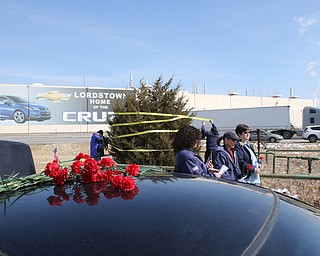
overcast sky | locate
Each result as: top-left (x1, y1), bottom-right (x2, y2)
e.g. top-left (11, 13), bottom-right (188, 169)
top-left (1, 0), bottom-right (320, 101)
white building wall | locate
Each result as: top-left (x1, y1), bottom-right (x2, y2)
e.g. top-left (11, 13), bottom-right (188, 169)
top-left (182, 91), bottom-right (316, 110)
top-left (182, 91), bottom-right (316, 129)
top-left (0, 84), bottom-right (317, 134)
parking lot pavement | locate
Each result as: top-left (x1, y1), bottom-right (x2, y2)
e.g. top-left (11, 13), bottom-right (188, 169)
top-left (0, 133), bottom-right (91, 144)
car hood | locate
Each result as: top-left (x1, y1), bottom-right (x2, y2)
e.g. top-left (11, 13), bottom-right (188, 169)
top-left (18, 102), bottom-right (49, 109)
top-left (0, 173), bottom-right (319, 256)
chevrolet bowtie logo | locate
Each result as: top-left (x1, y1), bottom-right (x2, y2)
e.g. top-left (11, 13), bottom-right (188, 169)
top-left (36, 91), bottom-right (71, 102)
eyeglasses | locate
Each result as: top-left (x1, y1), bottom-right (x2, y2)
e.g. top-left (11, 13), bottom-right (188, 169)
top-left (244, 131), bottom-right (251, 134)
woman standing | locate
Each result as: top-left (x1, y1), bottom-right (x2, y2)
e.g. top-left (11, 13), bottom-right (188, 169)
top-left (90, 130), bottom-right (104, 161)
top-left (201, 119), bottom-right (219, 163)
top-left (213, 132), bottom-right (242, 181)
top-left (235, 124), bottom-right (262, 186)
top-left (173, 125), bottom-right (214, 177)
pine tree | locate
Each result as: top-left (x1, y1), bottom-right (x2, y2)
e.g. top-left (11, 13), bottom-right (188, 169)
top-left (109, 76), bottom-right (192, 166)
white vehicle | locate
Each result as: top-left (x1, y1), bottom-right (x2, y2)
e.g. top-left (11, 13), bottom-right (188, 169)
top-left (302, 125), bottom-right (320, 142)
top-left (192, 106), bottom-right (298, 139)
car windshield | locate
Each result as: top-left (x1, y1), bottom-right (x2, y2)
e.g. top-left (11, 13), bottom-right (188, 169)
top-left (6, 96), bottom-right (32, 104)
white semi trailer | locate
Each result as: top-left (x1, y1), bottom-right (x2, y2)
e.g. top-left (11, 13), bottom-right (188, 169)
top-left (192, 106), bottom-right (302, 139)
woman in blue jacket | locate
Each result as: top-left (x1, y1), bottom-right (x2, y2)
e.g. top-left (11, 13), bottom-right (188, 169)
top-left (235, 124), bottom-right (262, 186)
top-left (90, 130), bottom-right (104, 161)
top-left (173, 125), bottom-right (214, 177)
top-left (213, 131), bottom-right (242, 181)
top-left (201, 119), bottom-right (219, 163)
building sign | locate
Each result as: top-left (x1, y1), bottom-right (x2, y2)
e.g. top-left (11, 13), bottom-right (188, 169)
top-left (0, 85), bottom-right (133, 125)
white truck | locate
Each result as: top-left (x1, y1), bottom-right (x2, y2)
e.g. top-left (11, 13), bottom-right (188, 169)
top-left (191, 106), bottom-right (301, 139)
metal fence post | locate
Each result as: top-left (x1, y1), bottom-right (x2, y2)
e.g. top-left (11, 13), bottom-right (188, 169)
top-left (272, 149), bottom-right (276, 174)
top-left (308, 159), bottom-right (312, 174)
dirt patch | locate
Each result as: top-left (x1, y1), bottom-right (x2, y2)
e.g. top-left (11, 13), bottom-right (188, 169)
top-left (251, 142), bottom-right (320, 208)
top-left (30, 142), bottom-right (90, 172)
top-left (262, 178), bottom-right (320, 208)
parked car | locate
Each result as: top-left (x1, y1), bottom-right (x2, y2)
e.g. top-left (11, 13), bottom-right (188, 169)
top-left (302, 125), bottom-right (320, 142)
top-left (0, 95), bottom-right (51, 123)
top-left (250, 129), bottom-right (284, 143)
top-left (1, 172), bottom-right (320, 255)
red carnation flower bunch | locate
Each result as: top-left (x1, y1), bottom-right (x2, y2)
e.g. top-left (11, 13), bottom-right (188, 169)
top-left (47, 180), bottom-right (140, 207)
top-left (44, 152), bottom-right (140, 193)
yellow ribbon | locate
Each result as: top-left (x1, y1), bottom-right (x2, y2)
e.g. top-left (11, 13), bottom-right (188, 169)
top-left (111, 112), bottom-right (210, 127)
top-left (111, 117), bottom-right (181, 126)
top-left (113, 129), bottom-right (178, 138)
top-left (110, 111), bottom-right (209, 151)
top-left (111, 145), bottom-right (174, 152)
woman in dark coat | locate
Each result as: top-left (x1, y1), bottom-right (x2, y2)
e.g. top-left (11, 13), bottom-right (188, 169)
top-left (173, 125), bottom-right (214, 177)
top-left (213, 131), bottom-right (242, 181)
top-left (90, 130), bottom-right (104, 161)
top-left (235, 124), bottom-right (262, 186)
top-left (201, 119), bottom-right (219, 163)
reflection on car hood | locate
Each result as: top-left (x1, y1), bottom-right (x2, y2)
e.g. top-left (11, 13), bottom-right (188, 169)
top-left (0, 173), bottom-right (319, 256)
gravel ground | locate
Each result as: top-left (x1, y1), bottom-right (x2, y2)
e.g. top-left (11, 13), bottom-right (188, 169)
top-left (29, 140), bottom-right (320, 208)
top-left (256, 141), bottom-right (320, 208)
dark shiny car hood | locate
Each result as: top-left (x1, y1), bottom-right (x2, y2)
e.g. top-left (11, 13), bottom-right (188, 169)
top-left (0, 173), bottom-right (319, 256)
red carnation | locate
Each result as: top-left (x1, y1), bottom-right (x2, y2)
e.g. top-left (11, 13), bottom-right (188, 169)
top-left (83, 158), bottom-right (100, 174)
top-left (121, 176), bottom-right (137, 191)
top-left (82, 170), bottom-right (102, 183)
top-left (44, 159), bottom-right (60, 177)
top-left (71, 160), bottom-right (83, 174)
top-left (75, 152), bottom-right (91, 161)
top-left (99, 157), bottom-right (116, 168)
top-left (110, 175), bottom-right (124, 190)
top-left (45, 152), bottom-right (141, 206)
top-left (101, 170), bottom-right (113, 181)
top-left (247, 164), bottom-right (253, 171)
top-left (259, 155), bottom-right (264, 160)
top-left (126, 164), bottom-right (140, 176)
top-left (52, 167), bottom-right (69, 185)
